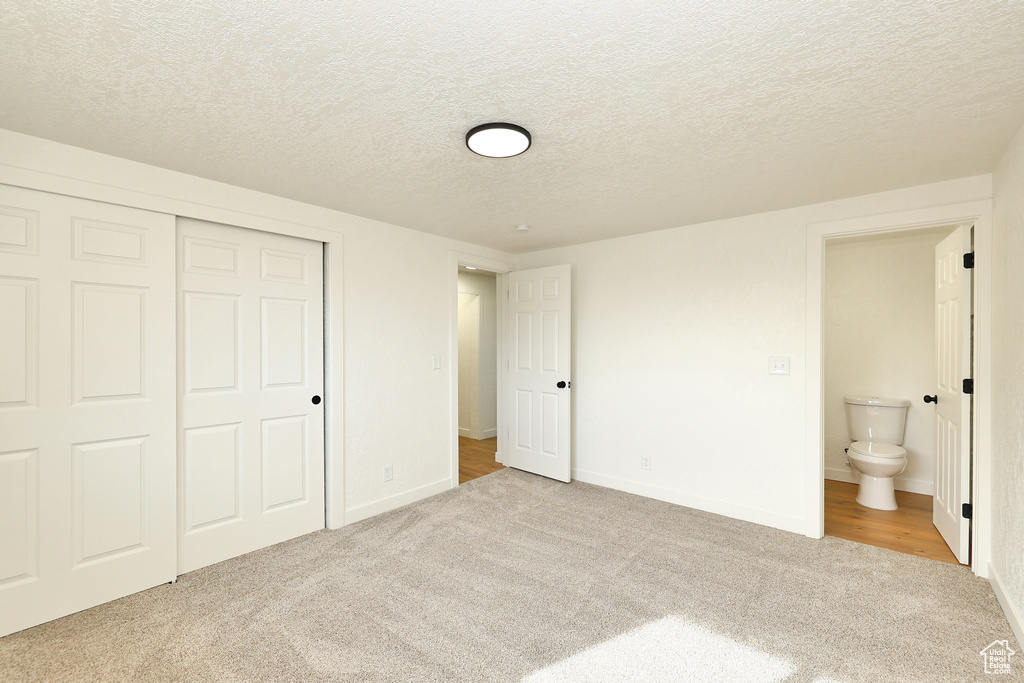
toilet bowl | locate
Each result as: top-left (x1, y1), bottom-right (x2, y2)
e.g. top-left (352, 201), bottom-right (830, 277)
top-left (847, 441), bottom-right (907, 510)
top-left (843, 396), bottom-right (911, 511)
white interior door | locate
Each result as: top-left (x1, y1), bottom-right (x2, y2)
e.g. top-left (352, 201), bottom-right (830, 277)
top-left (932, 223), bottom-right (972, 565)
top-left (0, 184), bottom-right (176, 637)
top-left (177, 219), bottom-right (325, 574)
top-left (507, 265), bottom-right (572, 482)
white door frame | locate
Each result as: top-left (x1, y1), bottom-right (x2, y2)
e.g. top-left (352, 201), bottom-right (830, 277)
top-left (805, 200), bottom-right (992, 577)
top-left (0, 148), bottom-right (347, 533)
top-left (448, 251), bottom-right (516, 486)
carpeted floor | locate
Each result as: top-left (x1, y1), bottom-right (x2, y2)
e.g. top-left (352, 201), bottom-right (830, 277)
top-left (1, 468), bottom-right (1020, 682)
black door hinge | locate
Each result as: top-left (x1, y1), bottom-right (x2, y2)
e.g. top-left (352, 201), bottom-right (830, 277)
top-left (963, 252), bottom-right (975, 269)
top-left (963, 378), bottom-right (974, 394)
top-left (962, 503), bottom-right (973, 519)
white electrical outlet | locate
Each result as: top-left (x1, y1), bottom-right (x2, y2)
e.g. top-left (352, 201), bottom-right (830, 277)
top-left (383, 465), bottom-right (393, 482)
top-left (769, 356), bottom-right (790, 375)
top-left (641, 454), bottom-right (651, 471)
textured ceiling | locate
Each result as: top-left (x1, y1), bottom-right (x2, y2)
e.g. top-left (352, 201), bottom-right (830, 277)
top-left (2, 1), bottom-right (1024, 253)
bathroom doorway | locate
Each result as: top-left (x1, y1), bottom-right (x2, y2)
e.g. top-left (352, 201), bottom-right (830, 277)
top-left (822, 225), bottom-right (965, 564)
top-left (457, 266), bottom-right (505, 483)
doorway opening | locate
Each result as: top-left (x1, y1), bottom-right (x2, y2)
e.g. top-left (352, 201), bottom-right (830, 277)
top-left (449, 255), bottom-right (574, 486)
top-left (822, 224), bottom-right (967, 565)
top-left (457, 266), bottom-right (505, 483)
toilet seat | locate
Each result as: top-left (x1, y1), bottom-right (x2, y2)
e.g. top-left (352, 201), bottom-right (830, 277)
top-left (849, 441), bottom-right (906, 459)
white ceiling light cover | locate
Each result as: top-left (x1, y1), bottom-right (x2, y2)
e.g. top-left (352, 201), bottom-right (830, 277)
top-left (466, 123), bottom-right (532, 158)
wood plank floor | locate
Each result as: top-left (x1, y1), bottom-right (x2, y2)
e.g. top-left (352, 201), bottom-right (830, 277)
top-left (459, 436), bottom-right (504, 484)
top-left (824, 479), bottom-right (958, 564)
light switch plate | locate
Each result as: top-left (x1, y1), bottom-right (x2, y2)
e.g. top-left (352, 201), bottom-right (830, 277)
top-left (432, 354), bottom-right (441, 370)
top-left (769, 356), bottom-right (790, 375)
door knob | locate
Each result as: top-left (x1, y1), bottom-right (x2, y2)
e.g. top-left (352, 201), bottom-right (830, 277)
top-left (923, 395), bottom-right (937, 404)
top-left (556, 381), bottom-right (570, 389)
top-left (312, 395), bottom-right (322, 405)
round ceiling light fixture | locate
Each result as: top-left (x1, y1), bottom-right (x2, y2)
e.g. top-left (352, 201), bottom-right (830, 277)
top-left (466, 122), bottom-right (531, 158)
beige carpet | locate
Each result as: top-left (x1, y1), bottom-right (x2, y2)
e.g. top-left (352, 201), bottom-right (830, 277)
top-left (1, 468), bottom-right (1020, 682)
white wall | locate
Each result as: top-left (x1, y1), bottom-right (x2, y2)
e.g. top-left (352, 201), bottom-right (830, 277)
top-left (991, 119), bottom-right (1024, 644)
top-left (458, 291), bottom-right (480, 434)
top-left (457, 270), bottom-right (497, 439)
top-left (341, 222), bottom-right (491, 518)
top-left (516, 175), bottom-right (991, 534)
top-left (823, 228), bottom-right (951, 494)
top-left (0, 129), bottom-right (514, 528)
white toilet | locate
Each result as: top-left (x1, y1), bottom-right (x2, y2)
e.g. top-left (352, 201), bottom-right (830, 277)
top-left (844, 396), bottom-right (910, 511)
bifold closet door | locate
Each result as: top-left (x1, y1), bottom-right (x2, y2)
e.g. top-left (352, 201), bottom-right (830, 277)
top-left (177, 219), bottom-right (325, 574)
top-left (0, 184), bottom-right (176, 637)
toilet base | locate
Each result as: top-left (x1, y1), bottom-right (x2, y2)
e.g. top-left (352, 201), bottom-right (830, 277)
top-left (856, 474), bottom-right (898, 511)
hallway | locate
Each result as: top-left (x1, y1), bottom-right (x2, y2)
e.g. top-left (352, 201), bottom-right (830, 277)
top-left (459, 436), bottom-right (504, 484)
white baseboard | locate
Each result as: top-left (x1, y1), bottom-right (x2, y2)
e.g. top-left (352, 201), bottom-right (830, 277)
top-left (459, 427), bottom-right (497, 439)
top-left (344, 478), bottom-right (452, 525)
top-left (572, 468), bottom-right (804, 535)
top-left (893, 474), bottom-right (933, 495)
top-left (824, 468), bottom-right (858, 485)
top-left (989, 562), bottom-right (1024, 649)
top-left (824, 467), bottom-right (934, 496)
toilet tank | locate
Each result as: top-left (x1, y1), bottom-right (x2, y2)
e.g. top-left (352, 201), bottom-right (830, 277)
top-left (844, 396), bottom-right (910, 445)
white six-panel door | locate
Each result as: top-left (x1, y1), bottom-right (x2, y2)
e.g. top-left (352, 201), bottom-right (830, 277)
top-left (507, 265), bottom-right (572, 482)
top-left (0, 184), bottom-right (176, 637)
top-left (176, 219), bottom-right (325, 574)
top-left (933, 223), bottom-right (972, 565)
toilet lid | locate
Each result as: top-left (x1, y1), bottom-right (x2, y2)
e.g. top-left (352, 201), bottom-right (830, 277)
top-left (850, 441), bottom-right (906, 458)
